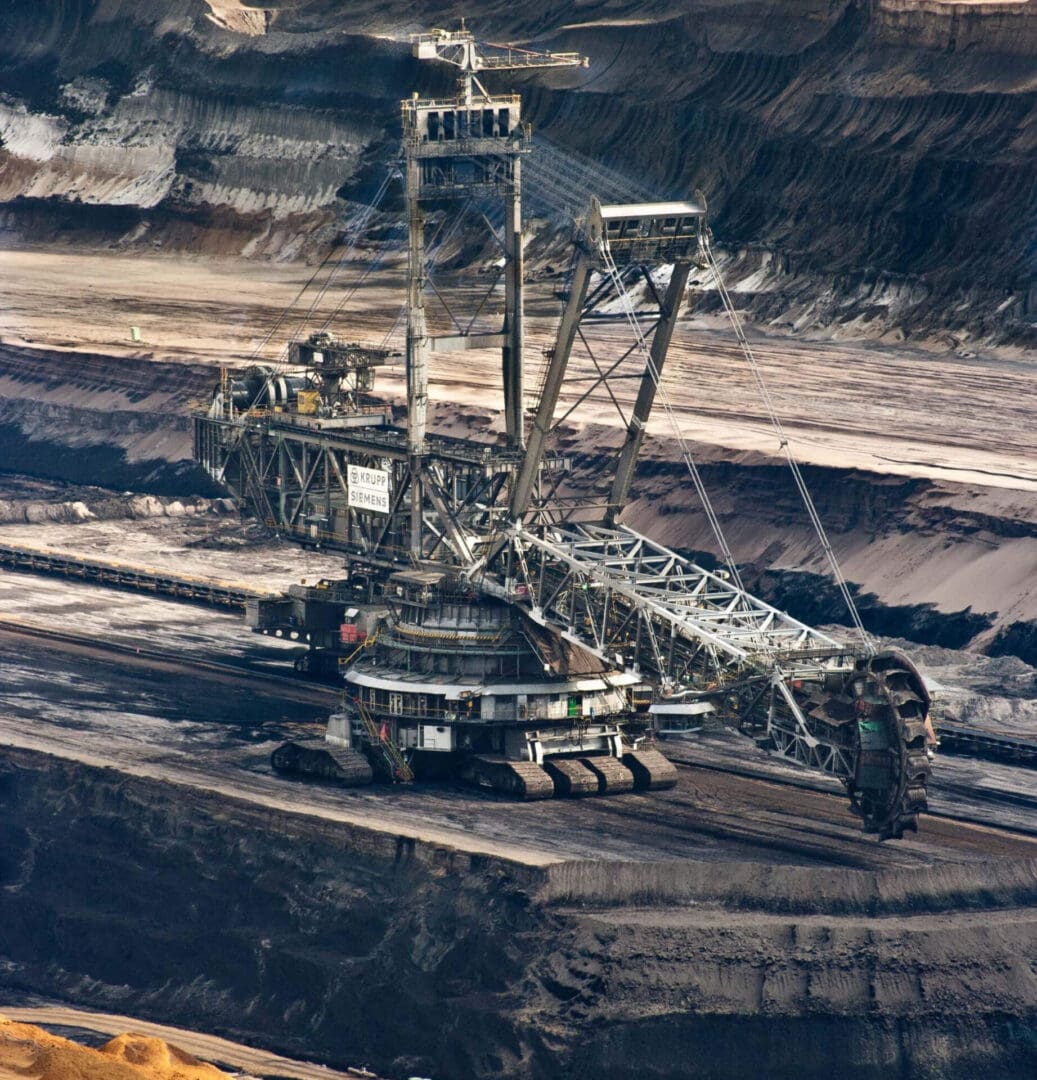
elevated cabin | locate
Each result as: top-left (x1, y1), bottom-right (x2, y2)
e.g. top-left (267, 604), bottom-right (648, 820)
top-left (584, 199), bottom-right (706, 266)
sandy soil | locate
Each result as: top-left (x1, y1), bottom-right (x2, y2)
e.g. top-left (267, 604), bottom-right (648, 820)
top-left (0, 1006), bottom-right (380, 1080)
top-left (0, 1014), bottom-right (229, 1079)
top-left (0, 515), bottom-right (347, 597)
top-left (2, 246), bottom-right (1034, 491)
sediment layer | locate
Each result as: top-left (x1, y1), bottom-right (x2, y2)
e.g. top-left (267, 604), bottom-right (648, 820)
top-left (0, 746), bottom-right (1034, 1079)
top-left (2, 335), bottom-right (1036, 663)
top-left (0, 1), bottom-right (1033, 342)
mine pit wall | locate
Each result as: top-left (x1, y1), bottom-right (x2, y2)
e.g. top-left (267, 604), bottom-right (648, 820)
top-left (607, 448), bottom-right (1037, 665)
top-left (2, 339), bottom-right (1037, 663)
top-left (0, 343), bottom-right (223, 497)
top-left (0, 2), bottom-right (1034, 343)
top-left (0, 748), bottom-right (549, 1080)
top-left (541, 858), bottom-right (1037, 916)
top-left (1, 747), bottom-right (1035, 1079)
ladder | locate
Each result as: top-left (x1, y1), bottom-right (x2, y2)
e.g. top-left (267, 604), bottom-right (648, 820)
top-left (353, 696), bottom-right (415, 782)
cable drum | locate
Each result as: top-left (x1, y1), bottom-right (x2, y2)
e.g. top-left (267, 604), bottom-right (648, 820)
top-left (262, 374), bottom-right (308, 408)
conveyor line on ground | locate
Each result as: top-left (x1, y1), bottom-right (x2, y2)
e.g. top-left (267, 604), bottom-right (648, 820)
top-left (937, 720), bottom-right (1037, 767)
top-left (0, 541), bottom-right (273, 610)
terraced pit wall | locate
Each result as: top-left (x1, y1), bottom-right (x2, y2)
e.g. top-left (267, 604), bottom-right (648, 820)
top-left (1, 747), bottom-right (1036, 1079)
top-left (2, 337), bottom-right (1037, 666)
top-left (0, 1), bottom-right (1033, 343)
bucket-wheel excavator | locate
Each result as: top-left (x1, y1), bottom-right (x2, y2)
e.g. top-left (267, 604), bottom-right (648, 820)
top-left (194, 25), bottom-right (933, 838)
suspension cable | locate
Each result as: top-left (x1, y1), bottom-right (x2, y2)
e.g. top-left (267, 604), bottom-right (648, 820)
top-left (703, 240), bottom-right (873, 651)
top-left (296, 169), bottom-right (397, 344)
top-left (596, 242), bottom-right (745, 591)
top-left (244, 244), bottom-right (342, 366)
top-left (234, 170), bottom-right (397, 416)
top-left (316, 242), bottom-right (391, 336)
top-left (377, 195), bottom-right (476, 352)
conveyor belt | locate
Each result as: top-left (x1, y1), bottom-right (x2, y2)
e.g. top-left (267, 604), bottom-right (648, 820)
top-left (0, 541), bottom-right (274, 610)
top-left (937, 720), bottom-right (1037, 767)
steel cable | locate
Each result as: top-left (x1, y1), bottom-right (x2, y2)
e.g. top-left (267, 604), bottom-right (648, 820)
top-left (596, 243), bottom-right (745, 591)
top-left (703, 241), bottom-right (873, 651)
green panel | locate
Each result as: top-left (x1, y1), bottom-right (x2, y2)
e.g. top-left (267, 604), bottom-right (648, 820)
top-left (858, 719), bottom-right (890, 750)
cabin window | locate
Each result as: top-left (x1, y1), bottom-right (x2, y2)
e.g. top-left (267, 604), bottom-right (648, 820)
top-left (427, 111), bottom-right (440, 140)
top-left (498, 107), bottom-right (510, 136)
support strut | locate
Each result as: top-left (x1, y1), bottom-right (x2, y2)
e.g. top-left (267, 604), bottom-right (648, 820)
top-left (405, 148), bottom-right (430, 556)
top-left (509, 258), bottom-right (592, 519)
top-left (608, 261), bottom-right (692, 521)
top-left (503, 157), bottom-right (525, 448)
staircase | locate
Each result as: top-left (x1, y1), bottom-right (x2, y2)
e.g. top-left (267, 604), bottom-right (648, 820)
top-left (353, 696), bottom-right (415, 782)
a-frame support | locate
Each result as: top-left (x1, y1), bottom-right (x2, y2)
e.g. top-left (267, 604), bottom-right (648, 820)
top-left (607, 261), bottom-right (692, 522)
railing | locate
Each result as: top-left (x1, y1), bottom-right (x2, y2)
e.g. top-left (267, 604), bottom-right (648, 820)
top-left (390, 622), bottom-right (507, 644)
top-left (353, 696), bottom-right (415, 781)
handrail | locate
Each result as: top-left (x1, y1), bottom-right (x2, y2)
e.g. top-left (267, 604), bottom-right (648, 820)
top-left (353, 696), bottom-right (414, 781)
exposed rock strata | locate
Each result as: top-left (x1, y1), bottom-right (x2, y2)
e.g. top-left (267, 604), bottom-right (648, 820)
top-left (0, 748), bottom-right (1034, 1079)
top-left (0, 1), bottom-right (1033, 342)
top-left (1, 338), bottom-right (1035, 662)
top-left (0, 344), bottom-right (220, 495)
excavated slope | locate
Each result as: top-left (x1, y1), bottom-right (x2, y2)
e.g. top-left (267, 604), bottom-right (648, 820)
top-left (0, 1), bottom-right (1034, 343)
top-left (1, 748), bottom-right (1035, 1080)
top-left (4, 328), bottom-right (1036, 665)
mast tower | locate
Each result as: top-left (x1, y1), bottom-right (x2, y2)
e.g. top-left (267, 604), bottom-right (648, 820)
top-left (402, 25), bottom-right (586, 551)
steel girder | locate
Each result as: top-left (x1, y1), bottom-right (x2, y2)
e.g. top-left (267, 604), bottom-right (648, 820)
top-left (492, 520), bottom-right (874, 792)
top-left (504, 521), bottom-right (845, 679)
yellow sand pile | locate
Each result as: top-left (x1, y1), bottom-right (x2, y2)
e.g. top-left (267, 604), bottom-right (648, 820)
top-left (0, 1015), bottom-right (230, 1080)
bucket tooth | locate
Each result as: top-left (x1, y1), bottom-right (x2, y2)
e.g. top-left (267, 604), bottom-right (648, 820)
top-left (622, 748), bottom-right (678, 791)
top-left (903, 785), bottom-right (929, 812)
top-left (544, 758), bottom-right (600, 797)
top-left (461, 755), bottom-right (554, 799)
top-left (579, 756), bottom-right (635, 794)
